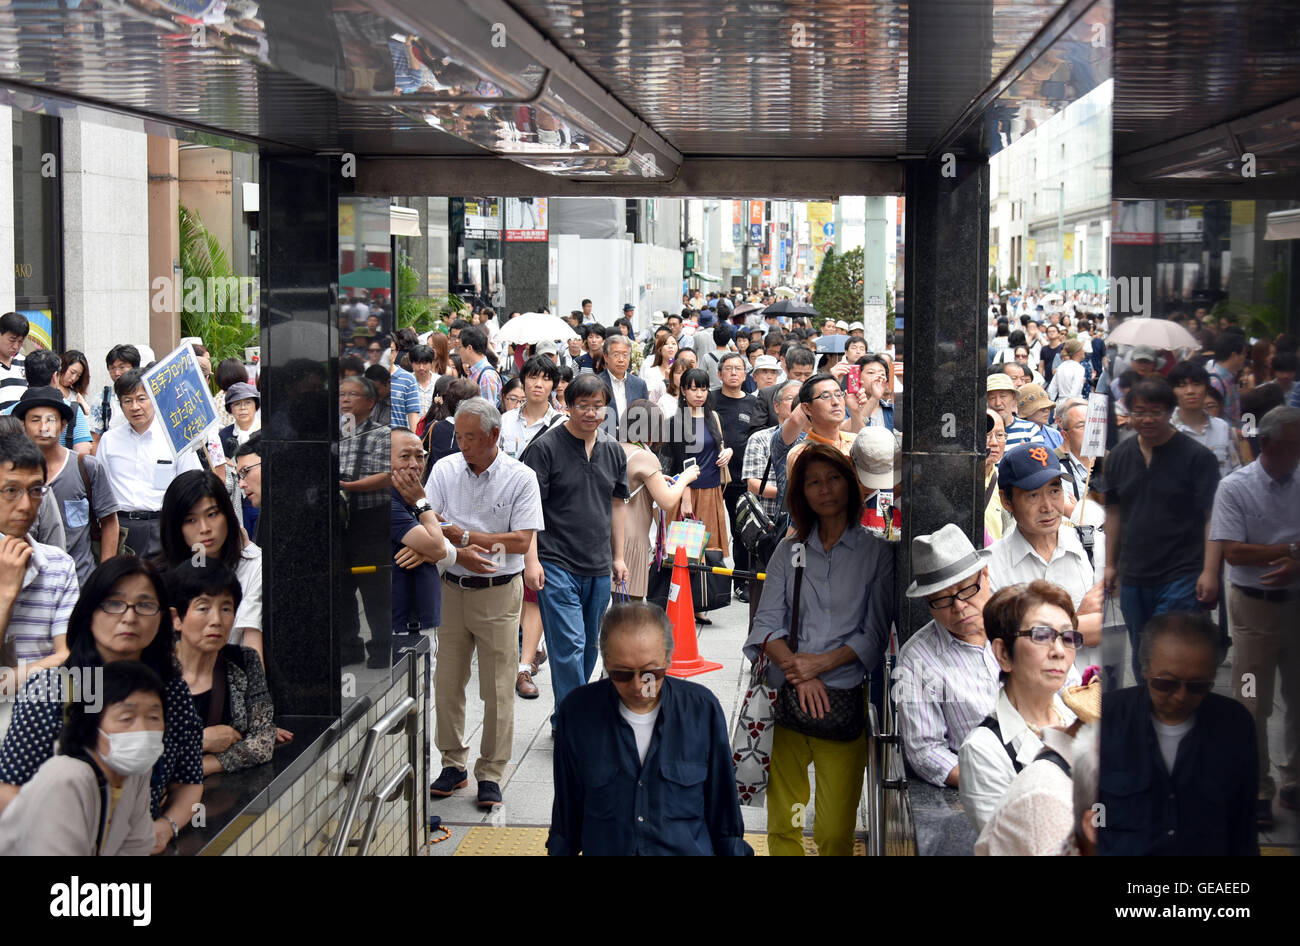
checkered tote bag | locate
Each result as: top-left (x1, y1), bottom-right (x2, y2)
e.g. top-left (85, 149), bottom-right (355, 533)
top-left (731, 637), bottom-right (779, 807)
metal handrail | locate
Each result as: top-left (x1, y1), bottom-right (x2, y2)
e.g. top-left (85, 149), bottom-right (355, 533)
top-left (354, 763), bottom-right (413, 856)
top-left (328, 695), bottom-right (417, 856)
top-left (865, 704), bottom-right (884, 857)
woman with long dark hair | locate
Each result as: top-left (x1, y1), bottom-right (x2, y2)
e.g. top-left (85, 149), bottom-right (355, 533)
top-left (744, 443), bottom-right (895, 856)
top-left (422, 377), bottom-right (480, 479)
top-left (0, 556), bottom-right (203, 854)
top-left (157, 471), bottom-right (264, 658)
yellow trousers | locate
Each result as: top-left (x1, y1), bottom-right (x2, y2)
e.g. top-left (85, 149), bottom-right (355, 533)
top-left (766, 723), bottom-right (868, 856)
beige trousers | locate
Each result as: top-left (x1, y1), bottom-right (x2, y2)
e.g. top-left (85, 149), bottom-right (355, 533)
top-left (1228, 585), bottom-right (1300, 798)
top-left (434, 576), bottom-right (524, 783)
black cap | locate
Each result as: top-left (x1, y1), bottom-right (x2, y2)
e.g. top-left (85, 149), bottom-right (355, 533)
top-left (12, 386), bottom-right (73, 423)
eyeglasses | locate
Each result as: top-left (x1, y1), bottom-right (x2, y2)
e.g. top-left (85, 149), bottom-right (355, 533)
top-left (572, 403), bottom-right (606, 416)
top-left (235, 462), bottom-right (262, 481)
top-left (1147, 676), bottom-right (1214, 695)
top-left (1016, 626), bottom-right (1084, 649)
top-left (927, 576), bottom-right (982, 611)
top-left (987, 432), bottom-right (1008, 442)
top-left (810, 390), bottom-right (847, 403)
top-left (99, 599), bottom-right (161, 617)
top-left (0, 485), bottom-right (50, 502)
top-left (607, 668), bottom-right (667, 683)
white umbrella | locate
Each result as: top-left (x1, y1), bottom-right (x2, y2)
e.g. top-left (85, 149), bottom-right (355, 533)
top-left (773, 286), bottom-right (797, 299)
top-left (1105, 317), bottom-right (1199, 351)
top-left (495, 311), bottom-right (579, 346)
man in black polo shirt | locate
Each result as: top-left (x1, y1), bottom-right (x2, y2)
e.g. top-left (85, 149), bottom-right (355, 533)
top-left (523, 373), bottom-right (630, 731)
top-left (1104, 376), bottom-right (1220, 682)
top-left (712, 352), bottom-right (758, 600)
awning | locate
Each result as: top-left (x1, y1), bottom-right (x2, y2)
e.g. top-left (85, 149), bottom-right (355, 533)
top-left (689, 271), bottom-right (722, 283)
top-left (390, 205), bottom-right (422, 237)
top-left (1264, 208), bottom-right (1300, 241)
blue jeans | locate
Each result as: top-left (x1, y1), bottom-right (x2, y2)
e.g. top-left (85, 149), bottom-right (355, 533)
top-left (1120, 573), bottom-right (1201, 682)
top-left (537, 562), bottom-right (612, 726)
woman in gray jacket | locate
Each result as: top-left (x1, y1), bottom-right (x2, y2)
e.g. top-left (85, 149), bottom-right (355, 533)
top-left (0, 661), bottom-right (165, 855)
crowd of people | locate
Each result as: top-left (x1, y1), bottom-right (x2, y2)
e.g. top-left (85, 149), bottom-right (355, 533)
top-left (0, 272), bottom-right (1295, 857)
top-left (0, 311), bottom-right (275, 854)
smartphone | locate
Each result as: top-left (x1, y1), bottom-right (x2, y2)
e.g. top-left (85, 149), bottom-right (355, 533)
top-left (846, 365), bottom-right (862, 394)
top-left (683, 457), bottom-right (698, 471)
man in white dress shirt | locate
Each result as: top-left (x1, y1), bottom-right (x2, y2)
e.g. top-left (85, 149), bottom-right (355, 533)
top-left (95, 368), bottom-right (201, 557)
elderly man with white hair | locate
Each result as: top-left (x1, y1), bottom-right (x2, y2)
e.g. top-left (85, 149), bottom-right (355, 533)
top-left (424, 397), bottom-right (545, 811)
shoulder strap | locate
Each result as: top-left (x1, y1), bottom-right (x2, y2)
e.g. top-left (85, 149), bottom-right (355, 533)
top-left (517, 413), bottom-right (565, 466)
top-left (979, 715), bottom-right (1023, 773)
top-left (1034, 745), bottom-right (1072, 778)
top-left (101, 386), bottom-right (112, 426)
top-left (788, 564), bottom-right (804, 654)
top-left (77, 453), bottom-right (92, 512)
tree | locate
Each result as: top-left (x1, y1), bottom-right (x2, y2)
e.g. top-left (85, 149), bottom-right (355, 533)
top-left (178, 205), bottom-right (258, 367)
top-left (396, 249), bottom-right (468, 333)
top-left (811, 247), bottom-right (856, 328)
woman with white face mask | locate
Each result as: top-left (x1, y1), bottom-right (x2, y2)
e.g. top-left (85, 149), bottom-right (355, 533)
top-left (0, 557), bottom-right (204, 854)
top-left (0, 660), bottom-right (165, 855)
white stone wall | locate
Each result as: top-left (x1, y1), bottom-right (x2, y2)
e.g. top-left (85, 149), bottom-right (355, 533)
top-left (61, 114), bottom-right (151, 381)
top-left (0, 106), bottom-right (14, 316)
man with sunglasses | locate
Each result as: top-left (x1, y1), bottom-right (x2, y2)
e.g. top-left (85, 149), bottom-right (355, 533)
top-left (1099, 612), bottom-right (1257, 855)
top-left (894, 524), bottom-right (1001, 788)
top-left (548, 603), bottom-right (750, 856)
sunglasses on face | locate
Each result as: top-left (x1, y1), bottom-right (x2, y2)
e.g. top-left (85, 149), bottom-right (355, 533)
top-left (1147, 677), bottom-right (1214, 695)
top-left (606, 668), bottom-right (667, 683)
top-left (1016, 626), bottom-right (1084, 649)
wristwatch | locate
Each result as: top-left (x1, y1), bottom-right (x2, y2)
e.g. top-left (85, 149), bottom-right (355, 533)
top-left (412, 498), bottom-right (432, 516)
top-left (460, 528), bottom-right (471, 548)
top-left (1290, 542), bottom-right (1299, 561)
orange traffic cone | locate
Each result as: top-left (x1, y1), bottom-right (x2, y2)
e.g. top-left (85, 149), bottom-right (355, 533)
top-left (664, 546), bottom-right (723, 678)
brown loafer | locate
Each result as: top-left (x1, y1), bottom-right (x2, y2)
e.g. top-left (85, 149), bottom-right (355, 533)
top-left (516, 670), bottom-right (539, 699)
top-left (531, 648), bottom-right (547, 673)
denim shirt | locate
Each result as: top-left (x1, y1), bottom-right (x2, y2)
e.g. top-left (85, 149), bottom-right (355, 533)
top-left (548, 677), bottom-right (752, 856)
top-left (1098, 685), bottom-right (1258, 856)
top-left (745, 526), bottom-right (896, 689)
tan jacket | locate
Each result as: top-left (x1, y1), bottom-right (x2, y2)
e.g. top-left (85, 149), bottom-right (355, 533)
top-left (0, 755), bottom-right (154, 855)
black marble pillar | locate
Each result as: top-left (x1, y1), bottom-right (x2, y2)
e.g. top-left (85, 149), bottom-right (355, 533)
top-left (900, 158), bottom-right (990, 642)
top-left (259, 154), bottom-right (343, 716)
top-left (503, 241), bottom-right (549, 314)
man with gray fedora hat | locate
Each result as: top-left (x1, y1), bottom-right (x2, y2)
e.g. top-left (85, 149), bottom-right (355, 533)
top-left (893, 523), bottom-right (1000, 787)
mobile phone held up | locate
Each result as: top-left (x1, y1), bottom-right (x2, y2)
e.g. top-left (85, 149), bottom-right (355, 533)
top-left (682, 457), bottom-right (698, 471)
top-left (846, 365), bottom-right (862, 395)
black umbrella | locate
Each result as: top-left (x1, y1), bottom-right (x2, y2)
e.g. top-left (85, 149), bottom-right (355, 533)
top-left (762, 300), bottom-right (819, 318)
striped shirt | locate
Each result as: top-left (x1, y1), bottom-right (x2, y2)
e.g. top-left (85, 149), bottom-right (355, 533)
top-left (3, 539), bottom-right (78, 663)
top-left (467, 357), bottom-right (502, 406)
top-left (893, 618), bottom-right (1000, 787)
top-left (387, 366), bottom-right (421, 430)
top-left (0, 356), bottom-right (26, 413)
top-left (1004, 417), bottom-right (1049, 449)
top-left (740, 424), bottom-right (779, 521)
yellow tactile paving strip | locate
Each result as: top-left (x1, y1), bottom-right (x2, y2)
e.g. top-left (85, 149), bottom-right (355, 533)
top-left (447, 826), bottom-right (866, 855)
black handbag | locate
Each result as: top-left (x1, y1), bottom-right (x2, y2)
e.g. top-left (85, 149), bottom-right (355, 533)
top-left (692, 548), bottom-right (731, 612)
top-left (772, 564), bottom-right (866, 742)
top-left (734, 453), bottom-right (789, 567)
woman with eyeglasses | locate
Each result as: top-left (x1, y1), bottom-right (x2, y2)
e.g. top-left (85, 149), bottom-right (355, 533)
top-left (0, 556), bottom-right (203, 854)
top-left (744, 443), bottom-right (895, 856)
top-left (984, 409), bottom-right (1009, 545)
top-left (498, 376), bottom-right (526, 414)
top-left (958, 580), bottom-right (1080, 832)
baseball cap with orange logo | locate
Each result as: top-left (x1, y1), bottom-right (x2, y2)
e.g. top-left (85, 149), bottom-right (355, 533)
top-left (998, 443), bottom-right (1070, 492)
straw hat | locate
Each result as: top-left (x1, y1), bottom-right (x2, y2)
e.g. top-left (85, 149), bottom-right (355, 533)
top-left (1062, 679), bottom-right (1100, 725)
